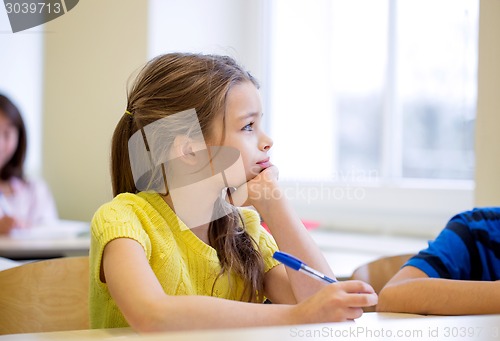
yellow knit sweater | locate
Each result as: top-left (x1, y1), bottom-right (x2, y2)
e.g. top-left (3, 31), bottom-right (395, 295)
top-left (89, 192), bottom-right (279, 328)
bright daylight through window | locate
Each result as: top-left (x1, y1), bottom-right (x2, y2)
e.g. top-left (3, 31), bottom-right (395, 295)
top-left (267, 0), bottom-right (478, 234)
top-left (269, 0), bottom-right (478, 183)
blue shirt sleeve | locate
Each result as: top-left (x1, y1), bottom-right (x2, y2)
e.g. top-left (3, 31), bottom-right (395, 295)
top-left (404, 219), bottom-right (473, 279)
top-left (405, 207), bottom-right (500, 280)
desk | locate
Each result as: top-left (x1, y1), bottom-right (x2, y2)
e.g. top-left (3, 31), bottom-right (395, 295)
top-left (0, 221), bottom-right (90, 260)
top-left (1, 313), bottom-right (498, 340)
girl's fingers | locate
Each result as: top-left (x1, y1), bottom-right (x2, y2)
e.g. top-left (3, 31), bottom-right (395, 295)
top-left (344, 307), bottom-right (364, 320)
top-left (337, 281), bottom-right (378, 308)
top-left (321, 281), bottom-right (378, 308)
top-left (345, 292), bottom-right (379, 308)
top-left (339, 280), bottom-right (376, 294)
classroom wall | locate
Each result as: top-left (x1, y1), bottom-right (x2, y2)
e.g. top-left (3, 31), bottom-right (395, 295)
top-left (474, 0), bottom-right (500, 206)
top-left (42, 0), bottom-right (147, 221)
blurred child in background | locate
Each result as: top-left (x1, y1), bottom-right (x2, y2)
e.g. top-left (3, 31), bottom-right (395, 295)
top-left (0, 94), bottom-right (57, 234)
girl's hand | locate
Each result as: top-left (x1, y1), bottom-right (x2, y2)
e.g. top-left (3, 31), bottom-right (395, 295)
top-left (227, 165), bottom-right (280, 208)
top-left (290, 280), bottom-right (378, 323)
top-left (0, 215), bottom-right (19, 235)
top-left (244, 165), bottom-right (280, 208)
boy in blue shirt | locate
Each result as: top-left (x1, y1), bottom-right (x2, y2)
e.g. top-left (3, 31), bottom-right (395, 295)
top-left (378, 207), bottom-right (500, 315)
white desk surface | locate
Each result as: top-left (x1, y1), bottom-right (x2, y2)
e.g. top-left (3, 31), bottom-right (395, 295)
top-left (1, 313), bottom-right (499, 340)
top-left (0, 221), bottom-right (90, 260)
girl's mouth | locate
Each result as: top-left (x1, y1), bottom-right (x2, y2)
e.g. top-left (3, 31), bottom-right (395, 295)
top-left (256, 158), bottom-right (271, 169)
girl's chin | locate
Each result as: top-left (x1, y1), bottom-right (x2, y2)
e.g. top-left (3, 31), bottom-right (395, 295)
top-left (248, 165), bottom-right (269, 178)
top-left (247, 171), bottom-right (261, 181)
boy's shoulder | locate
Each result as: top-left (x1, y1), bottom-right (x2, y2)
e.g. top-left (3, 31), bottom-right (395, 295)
top-left (450, 207), bottom-right (500, 234)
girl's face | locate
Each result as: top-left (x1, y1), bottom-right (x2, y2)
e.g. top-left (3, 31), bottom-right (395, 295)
top-left (209, 81), bottom-right (273, 181)
top-left (0, 112), bottom-right (19, 171)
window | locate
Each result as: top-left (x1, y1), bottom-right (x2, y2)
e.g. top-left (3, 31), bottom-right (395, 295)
top-left (268, 0), bottom-right (478, 234)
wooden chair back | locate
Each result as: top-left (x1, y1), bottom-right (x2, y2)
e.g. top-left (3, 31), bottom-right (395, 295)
top-left (0, 256), bottom-right (89, 335)
top-left (350, 253), bottom-right (414, 312)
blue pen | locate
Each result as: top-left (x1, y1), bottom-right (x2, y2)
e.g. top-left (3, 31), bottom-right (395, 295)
top-left (273, 251), bottom-right (337, 284)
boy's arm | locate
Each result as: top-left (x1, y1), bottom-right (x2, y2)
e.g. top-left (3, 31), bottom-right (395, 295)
top-left (377, 265), bottom-right (500, 315)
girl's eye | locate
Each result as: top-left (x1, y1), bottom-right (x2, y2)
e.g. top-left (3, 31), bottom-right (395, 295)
top-left (242, 122), bottom-right (254, 131)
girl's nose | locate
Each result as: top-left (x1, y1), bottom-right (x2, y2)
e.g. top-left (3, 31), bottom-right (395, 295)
top-left (260, 133), bottom-right (273, 152)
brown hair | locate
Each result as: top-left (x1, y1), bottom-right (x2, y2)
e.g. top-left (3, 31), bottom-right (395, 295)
top-left (0, 94), bottom-right (27, 181)
top-left (111, 53), bottom-right (265, 302)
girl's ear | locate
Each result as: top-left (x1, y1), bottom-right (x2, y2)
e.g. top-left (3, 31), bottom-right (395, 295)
top-left (171, 135), bottom-right (197, 165)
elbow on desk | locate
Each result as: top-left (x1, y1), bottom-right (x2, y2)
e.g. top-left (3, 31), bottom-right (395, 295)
top-left (375, 284), bottom-right (412, 313)
top-left (375, 285), bottom-right (392, 312)
top-left (376, 283), bottom-right (432, 315)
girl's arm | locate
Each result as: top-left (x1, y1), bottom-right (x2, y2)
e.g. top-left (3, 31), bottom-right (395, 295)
top-left (377, 266), bottom-right (500, 315)
top-left (246, 166), bottom-right (354, 301)
top-left (103, 237), bottom-right (377, 332)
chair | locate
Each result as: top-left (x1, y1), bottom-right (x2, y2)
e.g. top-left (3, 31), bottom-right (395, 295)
top-left (0, 256), bottom-right (89, 335)
top-left (350, 253), bottom-right (414, 312)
